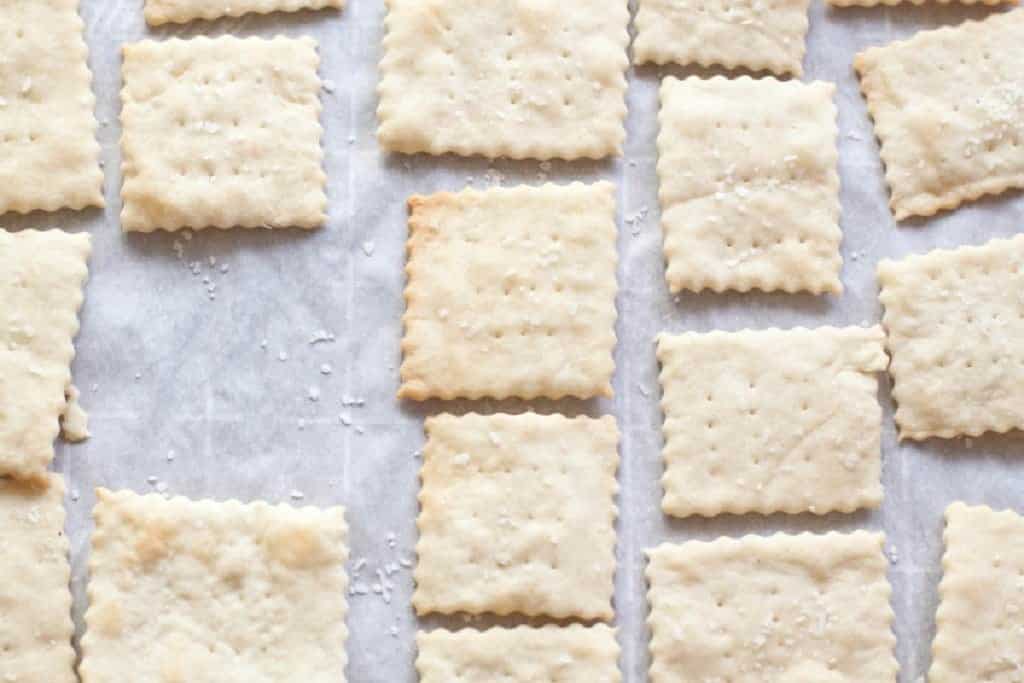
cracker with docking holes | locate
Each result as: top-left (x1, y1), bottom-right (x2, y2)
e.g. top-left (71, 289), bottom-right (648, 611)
top-left (931, 503), bottom-right (1024, 683)
top-left (0, 229), bottom-right (91, 482)
top-left (855, 11), bottom-right (1024, 220)
top-left (878, 234), bottom-right (1024, 440)
top-left (0, 0), bottom-right (103, 215)
top-left (377, 0), bottom-right (629, 159)
top-left (417, 625), bottom-right (621, 683)
top-left (0, 475), bottom-right (75, 683)
top-left (120, 36), bottom-right (327, 232)
top-left (400, 182), bottom-right (618, 401)
top-left (656, 326), bottom-right (887, 517)
top-left (80, 489), bottom-right (349, 683)
top-left (415, 413), bottom-right (619, 620)
top-left (647, 531), bottom-right (897, 683)
top-left (634, 0), bottom-right (811, 75)
top-left (656, 77), bottom-right (841, 294)
top-left (144, 0), bottom-right (343, 25)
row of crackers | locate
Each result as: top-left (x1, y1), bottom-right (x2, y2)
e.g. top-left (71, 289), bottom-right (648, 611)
top-left (3, 2), bottom-right (1022, 228)
top-left (8, 210), bottom-right (1020, 497)
top-left (2, 434), bottom-right (1019, 681)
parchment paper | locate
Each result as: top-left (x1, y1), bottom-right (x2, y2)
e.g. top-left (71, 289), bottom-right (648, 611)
top-left (8, 0), bottom-right (1024, 680)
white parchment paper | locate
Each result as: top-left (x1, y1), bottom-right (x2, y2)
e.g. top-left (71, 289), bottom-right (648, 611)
top-left (8, 0), bottom-right (1024, 680)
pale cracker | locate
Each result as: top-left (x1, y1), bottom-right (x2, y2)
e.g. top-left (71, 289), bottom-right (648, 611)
top-left (0, 0), bottom-right (103, 215)
top-left (80, 489), bottom-right (348, 683)
top-left (878, 234), bottom-right (1024, 440)
top-left (656, 326), bottom-right (887, 518)
top-left (830, 0), bottom-right (1012, 7)
top-left (417, 625), bottom-right (621, 683)
top-left (634, 0), bottom-right (811, 76)
top-left (656, 76), bottom-right (841, 295)
top-left (377, 0), bottom-right (629, 159)
top-left (647, 531), bottom-right (897, 683)
top-left (0, 475), bottom-right (75, 683)
top-left (931, 503), bottom-right (1024, 683)
top-left (855, 11), bottom-right (1024, 220)
top-left (120, 36), bottom-right (327, 232)
top-left (400, 182), bottom-right (618, 401)
top-left (145, 0), bottom-right (343, 25)
top-left (0, 230), bottom-right (91, 482)
top-left (414, 413), bottom-right (619, 620)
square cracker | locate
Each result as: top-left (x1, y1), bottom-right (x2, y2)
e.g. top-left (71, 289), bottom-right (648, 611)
top-left (120, 36), bottom-right (327, 232)
top-left (656, 326), bottom-right (887, 518)
top-left (417, 625), bottom-right (621, 683)
top-left (377, 0), bottom-right (629, 160)
top-left (931, 503), bottom-right (1024, 683)
top-left (656, 77), bottom-right (841, 295)
top-left (400, 182), bottom-right (618, 401)
top-left (80, 489), bottom-right (349, 683)
top-left (0, 0), bottom-right (103, 215)
top-left (634, 0), bottom-right (811, 76)
top-left (0, 229), bottom-right (91, 482)
top-left (415, 413), bottom-right (619, 620)
top-left (878, 234), bottom-right (1024, 440)
top-left (646, 531), bottom-right (897, 683)
top-left (855, 11), bottom-right (1024, 220)
top-left (0, 475), bottom-right (75, 683)
top-left (145, 0), bottom-right (343, 25)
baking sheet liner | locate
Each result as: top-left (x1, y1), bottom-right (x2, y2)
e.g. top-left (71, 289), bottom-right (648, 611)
top-left (6, 1), bottom-right (1024, 680)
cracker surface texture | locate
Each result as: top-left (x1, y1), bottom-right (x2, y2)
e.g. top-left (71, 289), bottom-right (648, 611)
top-left (0, 475), bottom-right (75, 683)
top-left (0, 0), bottom-right (104, 215)
top-left (415, 413), bottom-right (619, 620)
top-left (400, 182), bottom-right (618, 401)
top-left (145, 0), bottom-right (343, 25)
top-left (855, 11), bottom-right (1024, 220)
top-left (120, 36), bottom-right (327, 232)
top-left (377, 0), bottom-right (629, 159)
top-left (647, 531), bottom-right (897, 683)
top-left (657, 326), bottom-right (887, 517)
top-left (657, 77), bottom-right (841, 295)
top-left (80, 489), bottom-right (349, 683)
top-left (0, 230), bottom-right (91, 482)
top-left (878, 234), bottom-right (1024, 440)
top-left (830, 0), bottom-right (1011, 7)
top-left (634, 0), bottom-right (810, 75)
top-left (417, 625), bottom-right (621, 683)
top-left (931, 503), bottom-right (1024, 683)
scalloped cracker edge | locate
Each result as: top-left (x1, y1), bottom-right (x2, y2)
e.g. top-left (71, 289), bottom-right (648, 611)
top-left (144, 0), bottom-right (343, 25)
top-left (417, 625), bottom-right (621, 682)
top-left (119, 36), bottom-right (327, 232)
top-left (931, 503), bottom-right (1024, 682)
top-left (656, 76), bottom-right (842, 294)
top-left (0, 475), bottom-right (75, 683)
top-left (80, 488), bottom-right (348, 682)
top-left (414, 413), bottom-right (619, 620)
top-left (878, 234), bottom-right (1024, 440)
top-left (854, 10), bottom-right (1024, 221)
top-left (376, 0), bottom-right (629, 159)
top-left (0, 0), bottom-right (103, 215)
top-left (634, 0), bottom-right (810, 76)
top-left (400, 182), bottom-right (618, 401)
top-left (646, 531), bottom-right (898, 683)
top-left (0, 229), bottom-right (91, 482)
top-left (656, 326), bottom-right (887, 518)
